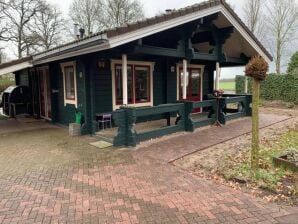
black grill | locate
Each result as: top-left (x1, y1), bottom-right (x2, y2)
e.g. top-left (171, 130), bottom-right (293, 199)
top-left (1, 85), bottom-right (31, 117)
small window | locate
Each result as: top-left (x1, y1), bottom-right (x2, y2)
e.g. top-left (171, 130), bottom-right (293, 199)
top-left (61, 62), bottom-right (77, 106)
top-left (64, 66), bottom-right (75, 100)
top-left (135, 66), bottom-right (150, 103)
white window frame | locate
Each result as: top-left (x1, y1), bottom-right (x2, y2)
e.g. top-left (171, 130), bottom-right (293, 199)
top-left (111, 59), bottom-right (154, 110)
top-left (176, 63), bottom-right (205, 101)
top-left (60, 61), bottom-right (77, 107)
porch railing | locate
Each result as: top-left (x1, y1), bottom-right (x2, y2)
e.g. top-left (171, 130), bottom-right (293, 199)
top-left (184, 100), bottom-right (217, 131)
top-left (136, 103), bottom-right (185, 143)
top-left (113, 94), bottom-right (252, 147)
top-left (217, 94), bottom-right (252, 125)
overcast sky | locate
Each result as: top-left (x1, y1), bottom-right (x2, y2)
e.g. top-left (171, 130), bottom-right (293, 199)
top-left (49, 0), bottom-right (245, 18)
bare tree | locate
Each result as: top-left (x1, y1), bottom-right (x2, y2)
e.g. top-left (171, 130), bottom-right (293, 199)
top-left (103, 0), bottom-right (144, 29)
top-left (264, 0), bottom-right (298, 75)
top-left (3, 0), bottom-right (42, 58)
top-left (32, 2), bottom-right (65, 51)
top-left (69, 0), bottom-right (103, 35)
top-left (0, 0), bottom-right (8, 40)
top-left (243, 0), bottom-right (265, 41)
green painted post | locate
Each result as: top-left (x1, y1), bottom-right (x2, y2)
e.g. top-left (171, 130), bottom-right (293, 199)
top-left (113, 109), bottom-right (127, 147)
top-left (125, 107), bottom-right (137, 147)
top-left (184, 101), bottom-right (194, 132)
top-left (245, 95), bottom-right (252, 116)
top-left (218, 98), bottom-right (227, 125)
top-left (113, 106), bottom-right (137, 147)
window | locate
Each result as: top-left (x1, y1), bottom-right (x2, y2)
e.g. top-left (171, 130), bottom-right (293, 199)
top-left (115, 65), bottom-right (133, 104)
top-left (64, 66), bottom-right (75, 100)
top-left (112, 60), bottom-right (153, 110)
top-left (135, 66), bottom-right (150, 103)
top-left (61, 62), bottom-right (77, 106)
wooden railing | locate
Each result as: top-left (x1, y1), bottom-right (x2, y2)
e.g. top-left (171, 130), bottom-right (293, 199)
top-left (112, 94), bottom-right (252, 147)
top-left (136, 103), bottom-right (185, 143)
top-left (184, 100), bottom-right (217, 131)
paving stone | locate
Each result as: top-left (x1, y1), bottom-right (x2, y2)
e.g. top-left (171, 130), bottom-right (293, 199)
top-left (0, 114), bottom-right (296, 223)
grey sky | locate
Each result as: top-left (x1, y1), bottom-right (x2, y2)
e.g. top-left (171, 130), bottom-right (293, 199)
top-left (49, 0), bottom-right (245, 18)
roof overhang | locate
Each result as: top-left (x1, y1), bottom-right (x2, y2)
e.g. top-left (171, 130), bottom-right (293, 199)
top-left (0, 59), bottom-right (33, 76)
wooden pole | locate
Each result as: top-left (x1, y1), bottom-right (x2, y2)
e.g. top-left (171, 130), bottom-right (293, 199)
top-left (251, 78), bottom-right (260, 177)
top-left (182, 59), bottom-right (187, 100)
top-left (122, 54), bottom-right (128, 105)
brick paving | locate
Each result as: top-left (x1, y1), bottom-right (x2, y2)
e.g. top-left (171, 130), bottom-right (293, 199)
top-left (0, 114), bottom-right (297, 223)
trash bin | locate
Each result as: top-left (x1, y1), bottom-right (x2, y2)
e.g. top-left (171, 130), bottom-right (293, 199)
top-left (75, 111), bottom-right (82, 125)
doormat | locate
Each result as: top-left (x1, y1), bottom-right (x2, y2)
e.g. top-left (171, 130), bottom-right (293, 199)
top-left (90, 141), bottom-right (113, 149)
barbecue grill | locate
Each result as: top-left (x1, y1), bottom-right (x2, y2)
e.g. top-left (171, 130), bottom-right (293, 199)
top-left (1, 85), bottom-right (31, 117)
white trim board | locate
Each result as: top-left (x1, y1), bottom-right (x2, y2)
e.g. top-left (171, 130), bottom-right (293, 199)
top-left (219, 6), bottom-right (271, 63)
top-left (60, 61), bottom-right (78, 107)
top-left (0, 61), bottom-right (32, 76)
top-left (108, 6), bottom-right (221, 49)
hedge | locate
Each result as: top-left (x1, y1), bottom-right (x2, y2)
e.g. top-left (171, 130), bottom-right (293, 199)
top-left (236, 74), bottom-right (298, 104)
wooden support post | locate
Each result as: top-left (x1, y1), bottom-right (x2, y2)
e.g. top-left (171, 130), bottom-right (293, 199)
top-left (122, 54), bottom-right (128, 105)
top-left (215, 62), bottom-right (220, 90)
top-left (182, 59), bottom-right (187, 100)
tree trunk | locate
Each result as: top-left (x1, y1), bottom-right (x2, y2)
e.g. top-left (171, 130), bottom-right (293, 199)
top-left (251, 78), bottom-right (260, 177)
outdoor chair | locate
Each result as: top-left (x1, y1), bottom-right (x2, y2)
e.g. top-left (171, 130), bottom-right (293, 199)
top-left (97, 113), bottom-right (112, 130)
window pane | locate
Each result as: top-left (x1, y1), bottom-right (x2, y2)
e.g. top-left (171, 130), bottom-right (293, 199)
top-left (191, 69), bottom-right (200, 97)
top-left (65, 66), bottom-right (75, 100)
top-left (115, 65), bottom-right (133, 104)
top-left (135, 66), bottom-right (150, 103)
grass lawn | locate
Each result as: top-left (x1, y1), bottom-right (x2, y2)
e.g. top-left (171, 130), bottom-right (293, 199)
top-left (219, 81), bottom-right (235, 91)
top-left (220, 127), bottom-right (298, 204)
top-left (0, 77), bottom-right (14, 93)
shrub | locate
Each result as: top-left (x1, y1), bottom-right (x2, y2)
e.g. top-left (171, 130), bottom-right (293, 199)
top-left (236, 74), bottom-right (298, 104)
top-left (287, 51), bottom-right (298, 75)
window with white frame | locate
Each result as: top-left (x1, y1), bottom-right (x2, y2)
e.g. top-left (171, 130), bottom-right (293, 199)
top-left (112, 60), bottom-right (154, 110)
top-left (61, 62), bottom-right (77, 106)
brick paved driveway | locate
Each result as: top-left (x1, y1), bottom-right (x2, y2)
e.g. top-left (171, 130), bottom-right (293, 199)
top-left (0, 114), bottom-right (297, 224)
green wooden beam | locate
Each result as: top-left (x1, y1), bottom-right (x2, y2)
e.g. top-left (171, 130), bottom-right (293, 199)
top-left (193, 52), bottom-right (217, 61)
top-left (133, 44), bottom-right (186, 58)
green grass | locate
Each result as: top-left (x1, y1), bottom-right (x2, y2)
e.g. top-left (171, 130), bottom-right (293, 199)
top-left (0, 77), bottom-right (15, 93)
top-left (219, 81), bottom-right (235, 91)
top-left (220, 127), bottom-right (298, 192)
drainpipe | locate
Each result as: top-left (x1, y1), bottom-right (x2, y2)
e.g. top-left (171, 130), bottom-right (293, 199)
top-left (215, 62), bottom-right (220, 90)
top-left (122, 54), bottom-right (128, 105)
top-left (182, 59), bottom-right (187, 100)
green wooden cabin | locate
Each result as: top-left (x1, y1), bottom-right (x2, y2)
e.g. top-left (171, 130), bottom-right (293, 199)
top-left (0, 0), bottom-right (272, 146)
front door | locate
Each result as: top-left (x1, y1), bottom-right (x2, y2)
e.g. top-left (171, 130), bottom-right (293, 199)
top-left (179, 67), bottom-right (203, 113)
top-left (37, 67), bottom-right (52, 120)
